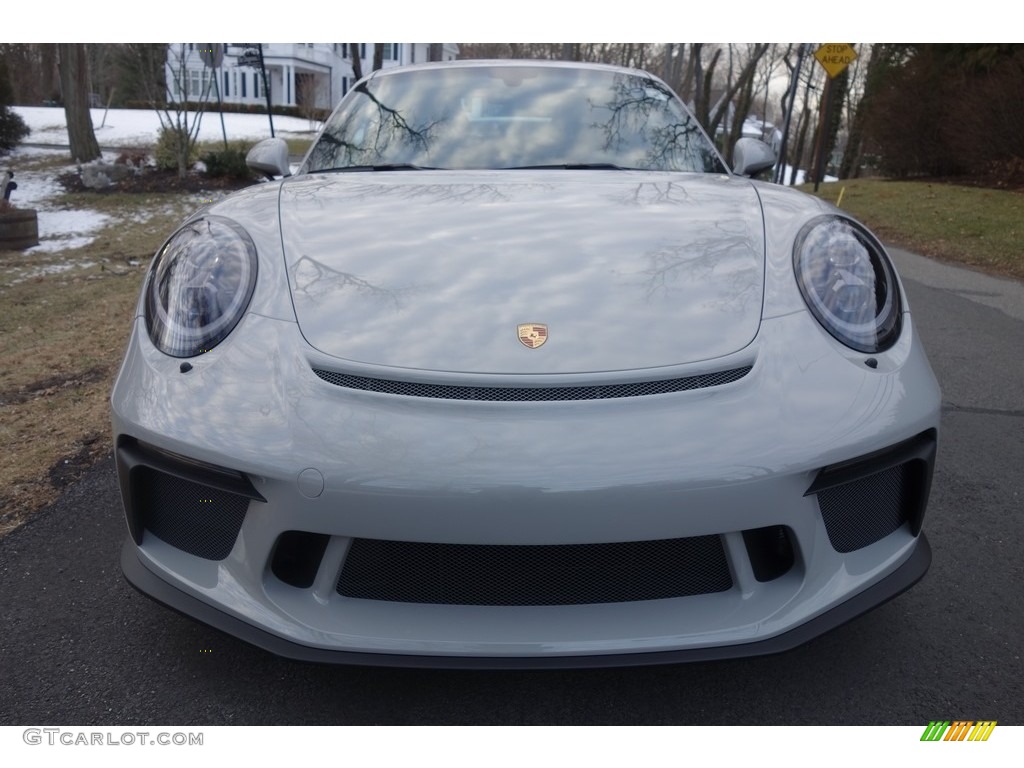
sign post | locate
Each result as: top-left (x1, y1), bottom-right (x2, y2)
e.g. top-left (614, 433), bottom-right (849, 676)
top-left (235, 44), bottom-right (275, 138)
top-left (814, 43), bottom-right (857, 79)
top-left (811, 44), bottom-right (857, 192)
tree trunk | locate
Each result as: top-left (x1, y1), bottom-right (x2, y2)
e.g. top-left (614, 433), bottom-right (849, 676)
top-left (694, 46), bottom-right (718, 130)
top-left (58, 43), bottom-right (101, 163)
top-left (726, 74), bottom-right (757, 165)
top-left (349, 45), bottom-right (363, 81)
top-left (372, 44), bottom-right (383, 73)
top-left (679, 44), bottom-right (699, 104)
top-left (821, 68), bottom-right (849, 178)
top-left (707, 44), bottom-right (770, 138)
top-left (840, 45), bottom-right (885, 179)
top-left (789, 106), bottom-right (811, 186)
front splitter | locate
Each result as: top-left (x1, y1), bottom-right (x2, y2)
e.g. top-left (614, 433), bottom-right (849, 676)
top-left (120, 534), bottom-right (931, 669)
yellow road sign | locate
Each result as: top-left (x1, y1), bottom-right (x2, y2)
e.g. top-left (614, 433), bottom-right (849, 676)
top-left (814, 43), bottom-right (857, 79)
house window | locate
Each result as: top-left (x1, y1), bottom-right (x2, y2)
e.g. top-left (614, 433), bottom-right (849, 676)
top-left (360, 43), bottom-right (366, 59)
top-left (233, 71), bottom-right (238, 98)
top-left (223, 71), bottom-right (229, 95)
top-left (241, 72), bottom-right (246, 98)
top-left (253, 72), bottom-right (260, 99)
top-left (341, 76), bottom-right (348, 97)
top-left (189, 69), bottom-right (201, 97)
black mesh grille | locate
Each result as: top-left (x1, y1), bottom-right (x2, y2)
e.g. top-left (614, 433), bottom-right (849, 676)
top-left (817, 464), bottom-right (910, 553)
top-left (336, 536), bottom-right (733, 605)
top-left (312, 366), bottom-right (752, 402)
top-left (139, 468), bottom-right (250, 560)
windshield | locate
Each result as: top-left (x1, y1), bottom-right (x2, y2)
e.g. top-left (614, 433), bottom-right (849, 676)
top-left (302, 65), bottom-right (728, 173)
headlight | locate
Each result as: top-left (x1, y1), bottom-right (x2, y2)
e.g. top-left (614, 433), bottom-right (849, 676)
top-left (793, 215), bottom-right (902, 353)
top-left (145, 216), bottom-right (257, 357)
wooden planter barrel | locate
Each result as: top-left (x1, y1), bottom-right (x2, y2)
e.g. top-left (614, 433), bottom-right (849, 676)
top-left (0, 208), bottom-right (40, 250)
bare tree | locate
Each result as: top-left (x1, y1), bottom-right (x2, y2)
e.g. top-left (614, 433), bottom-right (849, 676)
top-left (58, 43), bottom-right (101, 163)
top-left (349, 44), bottom-right (384, 84)
top-left (349, 44), bottom-right (363, 81)
top-left (839, 44), bottom-right (882, 179)
top-left (0, 44), bottom-right (60, 105)
top-left (707, 44), bottom-right (771, 140)
top-left (788, 62), bottom-right (825, 185)
top-left (723, 49), bottom-right (763, 164)
top-left (151, 44), bottom-right (215, 179)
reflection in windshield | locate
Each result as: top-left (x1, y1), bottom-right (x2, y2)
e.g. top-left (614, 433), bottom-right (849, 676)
top-left (303, 66), bottom-right (727, 173)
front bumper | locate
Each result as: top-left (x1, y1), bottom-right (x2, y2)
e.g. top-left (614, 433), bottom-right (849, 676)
top-left (112, 308), bottom-right (940, 665)
top-left (121, 533), bottom-right (931, 668)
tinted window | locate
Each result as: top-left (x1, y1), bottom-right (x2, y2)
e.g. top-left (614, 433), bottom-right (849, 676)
top-left (303, 65), bottom-right (727, 173)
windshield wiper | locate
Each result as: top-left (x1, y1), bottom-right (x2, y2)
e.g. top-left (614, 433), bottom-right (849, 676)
top-left (500, 163), bottom-right (635, 171)
top-left (323, 164), bottom-right (440, 172)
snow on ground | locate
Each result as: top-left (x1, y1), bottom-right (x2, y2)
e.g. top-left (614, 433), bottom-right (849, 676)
top-left (3, 147), bottom-right (117, 258)
top-left (3, 147), bottom-right (68, 207)
top-left (33, 209), bottom-right (111, 254)
top-left (14, 106), bottom-right (320, 147)
top-left (780, 163), bottom-right (838, 186)
top-left (3, 106), bottom-right (296, 267)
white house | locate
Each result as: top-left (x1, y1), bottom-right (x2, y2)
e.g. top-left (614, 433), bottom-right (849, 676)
top-left (166, 43), bottom-right (460, 113)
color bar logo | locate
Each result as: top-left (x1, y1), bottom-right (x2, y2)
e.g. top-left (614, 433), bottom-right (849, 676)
top-left (920, 721), bottom-right (997, 741)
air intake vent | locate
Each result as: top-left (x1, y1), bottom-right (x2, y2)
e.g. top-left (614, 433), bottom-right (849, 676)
top-left (816, 464), bottom-right (917, 553)
top-left (742, 525), bottom-right (796, 581)
top-left (271, 530), bottom-right (331, 588)
top-left (137, 467), bottom-right (250, 560)
top-left (807, 430), bottom-right (936, 554)
top-left (312, 365), bottom-right (752, 401)
top-left (337, 535), bottom-right (733, 606)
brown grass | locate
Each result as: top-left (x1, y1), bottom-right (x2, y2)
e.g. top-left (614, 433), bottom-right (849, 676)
top-left (0, 191), bottom-right (196, 536)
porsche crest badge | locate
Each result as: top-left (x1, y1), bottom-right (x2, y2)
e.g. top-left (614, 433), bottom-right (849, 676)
top-left (517, 323), bottom-right (548, 349)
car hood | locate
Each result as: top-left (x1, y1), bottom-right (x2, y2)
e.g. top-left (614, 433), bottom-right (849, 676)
top-left (279, 171), bottom-right (765, 374)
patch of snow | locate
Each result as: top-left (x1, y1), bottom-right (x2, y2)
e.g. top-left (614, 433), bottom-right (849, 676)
top-left (2, 148), bottom-right (69, 208)
top-left (3, 147), bottom-right (124, 252)
top-left (30, 209), bottom-right (111, 253)
top-left (779, 164), bottom-right (838, 186)
top-left (14, 106), bottom-right (319, 148)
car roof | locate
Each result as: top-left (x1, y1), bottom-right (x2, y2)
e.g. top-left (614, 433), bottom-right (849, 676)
top-left (366, 58), bottom-right (665, 82)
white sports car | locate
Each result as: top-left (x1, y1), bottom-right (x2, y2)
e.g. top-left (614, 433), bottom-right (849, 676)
top-left (113, 60), bottom-right (940, 667)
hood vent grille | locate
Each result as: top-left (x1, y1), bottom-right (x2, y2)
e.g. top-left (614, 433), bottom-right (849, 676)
top-left (311, 365), bottom-right (752, 402)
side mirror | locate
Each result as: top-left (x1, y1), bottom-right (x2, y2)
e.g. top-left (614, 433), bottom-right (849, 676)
top-left (732, 138), bottom-right (776, 178)
top-left (246, 138), bottom-right (291, 179)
